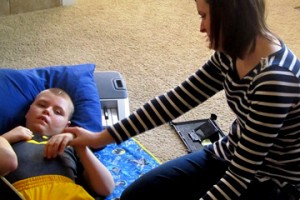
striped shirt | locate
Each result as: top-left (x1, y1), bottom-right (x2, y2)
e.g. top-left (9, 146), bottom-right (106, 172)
top-left (107, 41), bottom-right (300, 199)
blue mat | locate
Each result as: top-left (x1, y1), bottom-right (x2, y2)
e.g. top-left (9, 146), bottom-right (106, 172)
top-left (94, 138), bottom-right (161, 200)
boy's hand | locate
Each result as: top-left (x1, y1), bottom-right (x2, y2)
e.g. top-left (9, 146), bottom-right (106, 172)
top-left (2, 126), bottom-right (33, 144)
top-left (44, 133), bottom-right (74, 159)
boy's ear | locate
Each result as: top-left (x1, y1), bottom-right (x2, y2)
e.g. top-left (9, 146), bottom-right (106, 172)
top-left (66, 121), bottom-right (71, 128)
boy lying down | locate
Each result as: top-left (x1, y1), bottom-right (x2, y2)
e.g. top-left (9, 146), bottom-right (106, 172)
top-left (0, 88), bottom-right (114, 199)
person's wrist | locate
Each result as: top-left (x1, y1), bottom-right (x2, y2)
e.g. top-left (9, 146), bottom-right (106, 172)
top-left (74, 145), bottom-right (88, 157)
top-left (0, 134), bottom-right (11, 144)
top-left (0, 135), bottom-right (7, 142)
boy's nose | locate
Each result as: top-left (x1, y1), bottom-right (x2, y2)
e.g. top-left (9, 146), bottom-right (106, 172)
top-left (42, 108), bottom-right (50, 115)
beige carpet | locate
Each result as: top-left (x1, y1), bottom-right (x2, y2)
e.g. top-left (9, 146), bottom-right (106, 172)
top-left (0, 0), bottom-right (299, 163)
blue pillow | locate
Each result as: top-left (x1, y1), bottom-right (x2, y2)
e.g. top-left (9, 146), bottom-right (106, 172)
top-left (0, 64), bottom-right (102, 134)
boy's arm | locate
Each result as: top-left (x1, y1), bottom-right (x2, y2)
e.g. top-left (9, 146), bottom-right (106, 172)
top-left (1, 126), bottom-right (33, 144)
top-left (75, 146), bottom-right (115, 197)
top-left (0, 136), bottom-right (18, 176)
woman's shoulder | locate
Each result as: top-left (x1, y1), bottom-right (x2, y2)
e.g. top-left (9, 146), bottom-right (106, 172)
top-left (270, 40), bottom-right (299, 64)
top-left (262, 41), bottom-right (300, 76)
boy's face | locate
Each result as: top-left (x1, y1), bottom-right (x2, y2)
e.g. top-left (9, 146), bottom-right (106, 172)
top-left (25, 90), bottom-right (72, 136)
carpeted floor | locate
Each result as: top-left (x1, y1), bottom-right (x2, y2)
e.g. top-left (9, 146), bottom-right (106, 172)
top-left (0, 0), bottom-right (299, 163)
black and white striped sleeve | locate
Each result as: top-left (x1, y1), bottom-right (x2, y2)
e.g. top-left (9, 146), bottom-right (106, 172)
top-left (107, 53), bottom-right (225, 143)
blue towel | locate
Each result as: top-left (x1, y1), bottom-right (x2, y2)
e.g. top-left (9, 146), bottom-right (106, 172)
top-left (94, 138), bottom-right (161, 200)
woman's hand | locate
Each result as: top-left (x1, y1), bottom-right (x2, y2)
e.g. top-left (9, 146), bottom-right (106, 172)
top-left (65, 127), bottom-right (101, 148)
top-left (65, 127), bottom-right (115, 150)
top-left (1, 126), bottom-right (33, 144)
top-left (44, 133), bottom-right (74, 159)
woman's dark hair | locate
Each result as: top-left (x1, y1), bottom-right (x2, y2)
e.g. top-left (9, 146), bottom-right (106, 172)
top-left (207, 0), bottom-right (272, 59)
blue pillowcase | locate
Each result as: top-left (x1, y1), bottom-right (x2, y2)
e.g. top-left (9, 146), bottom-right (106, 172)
top-left (0, 64), bottom-right (102, 134)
